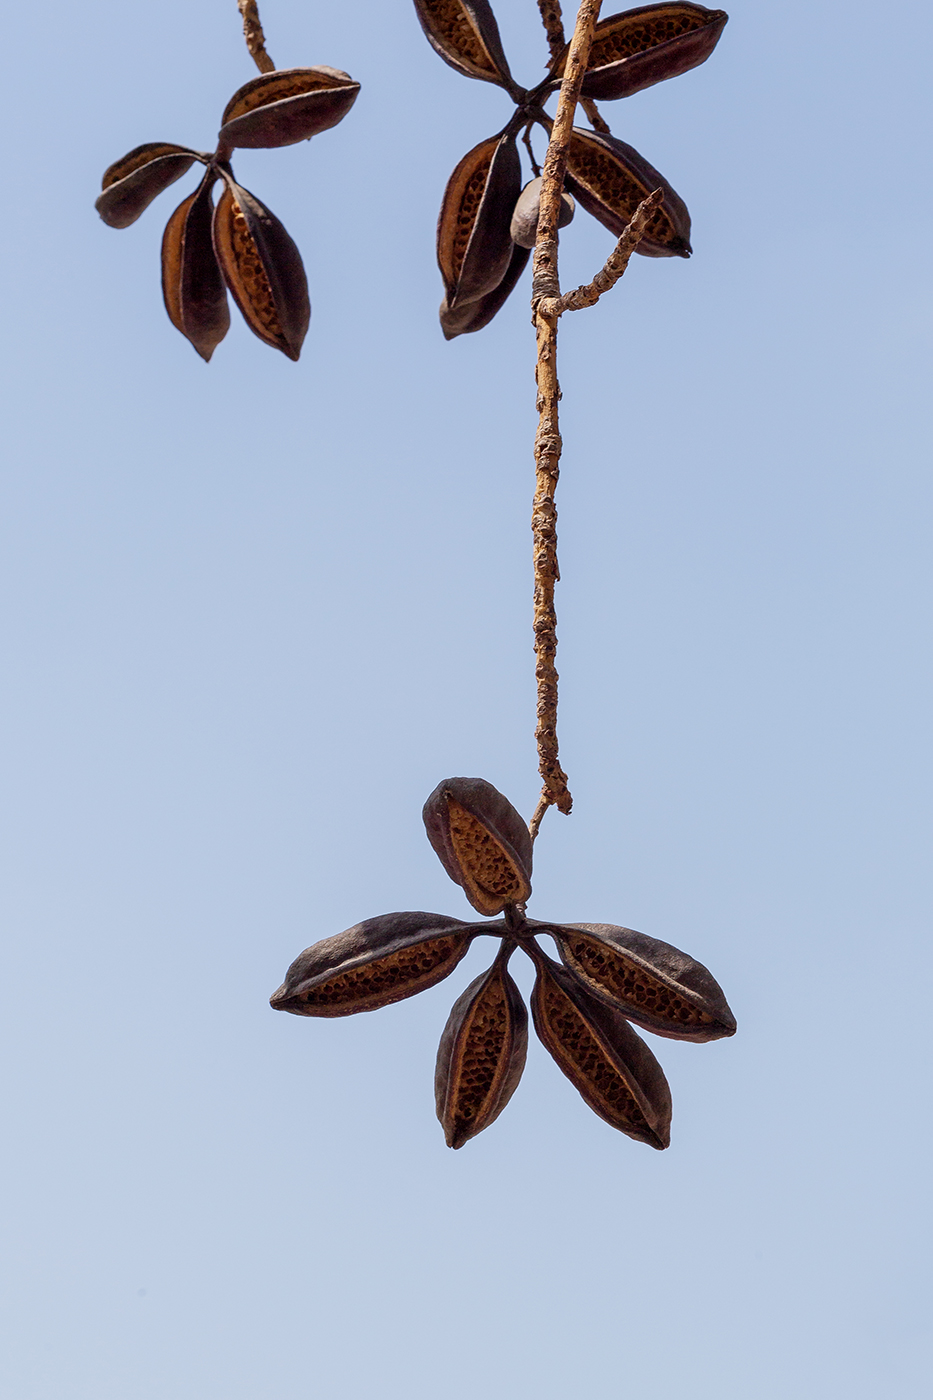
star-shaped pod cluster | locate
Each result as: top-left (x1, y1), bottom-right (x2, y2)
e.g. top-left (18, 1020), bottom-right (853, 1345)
top-left (95, 67), bottom-right (359, 360)
top-left (271, 777), bottom-right (735, 1149)
top-left (416, 1), bottom-right (727, 337)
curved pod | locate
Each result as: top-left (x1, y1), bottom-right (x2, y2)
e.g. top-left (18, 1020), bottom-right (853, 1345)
top-left (565, 127), bottom-right (691, 257)
top-left (161, 172), bottom-right (230, 362)
top-left (423, 777), bottom-right (532, 916)
top-left (219, 66), bottom-right (360, 149)
top-left (413, 0), bottom-right (514, 88)
top-left (550, 4), bottom-right (728, 102)
top-left (437, 130), bottom-right (522, 308)
top-left (212, 176), bottom-right (310, 360)
top-left (97, 142), bottom-right (205, 228)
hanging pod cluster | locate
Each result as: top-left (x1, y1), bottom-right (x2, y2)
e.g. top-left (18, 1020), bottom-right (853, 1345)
top-left (272, 778), bottom-right (735, 1149)
top-left (415, 0), bottom-right (727, 337)
top-left (96, 66), bottom-right (359, 360)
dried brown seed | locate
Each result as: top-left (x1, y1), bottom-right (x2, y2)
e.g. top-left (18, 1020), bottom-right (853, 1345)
top-left (435, 945), bottom-right (528, 1148)
top-left (436, 130), bottom-right (522, 307)
top-left (509, 176), bottom-right (575, 250)
top-left (96, 142), bottom-right (206, 229)
top-left (550, 4), bottom-right (728, 101)
top-left (413, 0), bottom-right (514, 88)
top-left (565, 127), bottom-right (691, 256)
top-left (549, 923), bottom-right (736, 1041)
top-left (423, 777), bottom-right (532, 916)
top-left (439, 242), bottom-right (529, 339)
top-left (270, 912), bottom-right (481, 1017)
top-left (212, 175), bottom-right (310, 360)
top-left (218, 66), bottom-right (360, 149)
top-left (530, 949), bottom-right (672, 1147)
top-left (161, 172), bottom-right (230, 362)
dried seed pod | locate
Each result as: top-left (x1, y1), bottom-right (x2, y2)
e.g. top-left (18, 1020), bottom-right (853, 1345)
top-left (565, 127), bottom-right (691, 257)
top-left (212, 175), bottom-right (310, 360)
top-left (509, 176), bottom-right (575, 250)
top-left (550, 4), bottom-right (728, 101)
top-left (96, 142), bottom-right (206, 229)
top-left (549, 923), bottom-right (736, 1041)
top-left (161, 171), bottom-right (230, 362)
top-left (413, 0), bottom-right (514, 88)
top-left (270, 911), bottom-right (483, 1017)
top-left (435, 945), bottom-right (528, 1148)
top-left (423, 777), bottom-right (532, 916)
top-left (530, 949), bottom-right (672, 1147)
top-left (219, 66), bottom-right (360, 149)
top-left (439, 242), bottom-right (529, 339)
top-left (436, 130), bottom-right (522, 308)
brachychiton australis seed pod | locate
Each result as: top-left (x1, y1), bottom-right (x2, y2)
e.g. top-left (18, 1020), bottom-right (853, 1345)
top-left (530, 948), bottom-right (673, 1148)
top-left (218, 66), bottom-right (361, 150)
top-left (547, 923), bottom-right (736, 1041)
top-left (161, 172), bottom-right (230, 362)
top-left (270, 912), bottom-right (478, 1017)
top-left (96, 142), bottom-right (208, 229)
top-left (509, 175), bottom-right (576, 250)
top-left (423, 777), bottom-right (533, 916)
top-left (436, 130), bottom-right (522, 308)
top-left (549, 3), bottom-right (728, 102)
top-left (413, 0), bottom-right (515, 90)
top-left (439, 244), bottom-right (530, 339)
top-left (435, 944), bottom-right (528, 1148)
top-left (565, 127), bottom-right (691, 256)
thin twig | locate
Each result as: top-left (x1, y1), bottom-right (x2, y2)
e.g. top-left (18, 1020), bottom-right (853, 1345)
top-left (237, 0), bottom-right (275, 73)
top-left (522, 123), bottom-right (542, 178)
top-left (558, 188), bottom-right (662, 313)
top-left (536, 0), bottom-right (567, 61)
top-left (528, 0), bottom-right (603, 836)
top-left (580, 96), bottom-right (610, 132)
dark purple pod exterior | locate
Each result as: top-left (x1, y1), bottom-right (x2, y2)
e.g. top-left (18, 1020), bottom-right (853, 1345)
top-left (270, 911), bottom-right (478, 1017)
top-left (161, 170), bottom-right (230, 362)
top-left (530, 949), bottom-right (672, 1148)
top-left (550, 4), bottom-right (728, 101)
top-left (413, 0), bottom-right (514, 90)
top-left (509, 176), bottom-right (575, 250)
top-left (549, 922), bottom-right (736, 1041)
top-left (423, 777), bottom-right (532, 916)
top-left (96, 142), bottom-right (206, 228)
top-left (565, 127), bottom-right (691, 257)
top-left (435, 947), bottom-right (528, 1148)
top-left (439, 243), bottom-right (529, 339)
top-left (218, 66), bottom-right (360, 149)
top-left (212, 174), bottom-right (310, 360)
top-left (437, 130), bottom-right (522, 308)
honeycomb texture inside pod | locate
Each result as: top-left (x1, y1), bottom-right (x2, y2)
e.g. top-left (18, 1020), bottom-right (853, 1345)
top-left (448, 800), bottom-right (526, 903)
top-left (589, 8), bottom-right (709, 66)
top-left (568, 139), bottom-right (674, 246)
top-left (564, 934), bottom-right (714, 1029)
top-left (540, 982), bottom-right (650, 1133)
top-left (422, 0), bottom-right (497, 75)
top-left (448, 975), bottom-right (510, 1134)
top-left (303, 937), bottom-right (464, 1009)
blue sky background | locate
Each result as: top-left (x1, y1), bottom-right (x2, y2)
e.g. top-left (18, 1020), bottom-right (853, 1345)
top-left (1, 1), bottom-right (930, 1396)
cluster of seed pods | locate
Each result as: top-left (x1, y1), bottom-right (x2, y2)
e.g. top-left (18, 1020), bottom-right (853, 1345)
top-left (271, 778), bottom-right (735, 1149)
top-left (417, 0), bottom-right (728, 337)
top-left (96, 67), bottom-right (359, 360)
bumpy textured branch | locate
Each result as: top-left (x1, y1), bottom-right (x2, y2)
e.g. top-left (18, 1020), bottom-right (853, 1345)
top-left (529, 0), bottom-right (602, 835)
top-left (537, 0), bottom-right (566, 61)
top-left (237, 0), bottom-right (275, 74)
top-left (556, 188), bottom-right (663, 313)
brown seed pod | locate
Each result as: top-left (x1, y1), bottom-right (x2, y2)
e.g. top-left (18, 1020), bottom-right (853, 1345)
top-left (509, 175), bottom-right (575, 250)
top-left (437, 131), bottom-right (522, 307)
top-left (413, 0), bottom-right (514, 89)
top-left (565, 127), bottom-right (691, 257)
top-left (423, 778), bottom-right (532, 916)
top-left (439, 242), bottom-right (529, 339)
top-left (530, 948), bottom-right (672, 1147)
top-left (270, 911), bottom-right (483, 1017)
top-left (549, 923), bottom-right (736, 1041)
top-left (435, 944), bottom-right (528, 1148)
top-left (212, 175), bottom-right (310, 360)
top-left (161, 171), bottom-right (230, 362)
top-left (218, 66), bottom-right (361, 149)
top-left (96, 142), bottom-right (207, 229)
top-left (550, 4), bottom-right (728, 101)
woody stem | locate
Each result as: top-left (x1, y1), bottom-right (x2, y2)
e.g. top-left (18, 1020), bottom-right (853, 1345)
top-left (236, 0), bottom-right (275, 73)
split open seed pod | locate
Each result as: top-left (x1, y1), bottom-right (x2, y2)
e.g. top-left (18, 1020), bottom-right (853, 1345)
top-left (439, 242), bottom-right (529, 338)
top-left (413, 0), bottom-right (514, 89)
top-left (437, 129), bottom-right (521, 308)
top-left (423, 778), bottom-right (532, 916)
top-left (161, 171), bottom-right (230, 362)
top-left (218, 66), bottom-right (360, 149)
top-left (530, 948), bottom-right (672, 1147)
top-left (509, 176), bottom-right (575, 250)
top-left (565, 127), bottom-right (691, 256)
top-left (435, 944), bottom-right (528, 1148)
top-left (549, 923), bottom-right (736, 1041)
top-left (550, 3), bottom-right (728, 101)
top-left (270, 911), bottom-right (480, 1017)
top-left (212, 173), bottom-right (310, 360)
top-left (97, 142), bottom-right (207, 229)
